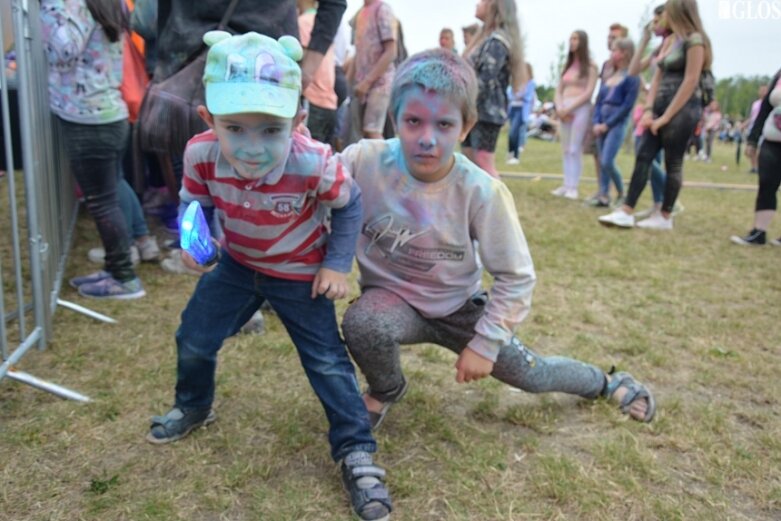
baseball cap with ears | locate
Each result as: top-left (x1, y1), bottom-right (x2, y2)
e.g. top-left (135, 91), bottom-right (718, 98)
top-left (202, 30), bottom-right (303, 118)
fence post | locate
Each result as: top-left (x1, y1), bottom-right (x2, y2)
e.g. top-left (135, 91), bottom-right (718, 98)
top-left (0, 0), bottom-right (103, 401)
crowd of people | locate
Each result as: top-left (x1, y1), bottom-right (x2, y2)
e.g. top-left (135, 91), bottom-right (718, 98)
top-left (2, 0), bottom-right (776, 519)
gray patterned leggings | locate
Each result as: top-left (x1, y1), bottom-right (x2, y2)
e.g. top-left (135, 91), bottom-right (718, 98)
top-left (342, 288), bottom-right (606, 401)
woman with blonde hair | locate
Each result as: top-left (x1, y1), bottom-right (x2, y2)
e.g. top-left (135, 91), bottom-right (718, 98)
top-left (461, 0), bottom-right (525, 177)
top-left (600, 0), bottom-right (712, 230)
top-left (551, 30), bottom-right (598, 199)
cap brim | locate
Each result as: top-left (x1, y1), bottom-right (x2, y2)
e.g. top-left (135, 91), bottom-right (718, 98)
top-left (206, 83), bottom-right (299, 118)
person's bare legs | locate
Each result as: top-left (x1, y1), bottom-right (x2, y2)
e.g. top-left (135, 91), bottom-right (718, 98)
top-left (473, 149), bottom-right (498, 178)
top-left (753, 209), bottom-right (775, 230)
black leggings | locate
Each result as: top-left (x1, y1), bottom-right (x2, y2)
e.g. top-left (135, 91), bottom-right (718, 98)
top-left (625, 87), bottom-right (702, 214)
top-left (755, 140), bottom-right (781, 211)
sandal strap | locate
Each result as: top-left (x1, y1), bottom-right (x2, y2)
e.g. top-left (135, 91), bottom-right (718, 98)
top-left (359, 485), bottom-right (391, 503)
top-left (342, 460), bottom-right (393, 517)
top-left (606, 371), bottom-right (657, 422)
top-left (347, 465), bottom-right (386, 480)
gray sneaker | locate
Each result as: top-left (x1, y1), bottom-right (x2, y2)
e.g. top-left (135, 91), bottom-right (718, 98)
top-left (78, 276), bottom-right (146, 300)
top-left (239, 310), bottom-right (265, 335)
top-left (146, 407), bottom-right (217, 444)
top-left (69, 270), bottom-right (112, 289)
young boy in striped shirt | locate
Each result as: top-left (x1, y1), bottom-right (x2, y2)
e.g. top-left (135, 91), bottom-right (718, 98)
top-left (146, 31), bottom-right (391, 521)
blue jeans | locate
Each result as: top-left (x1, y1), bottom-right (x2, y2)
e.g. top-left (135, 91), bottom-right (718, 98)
top-left (507, 106), bottom-right (527, 158)
top-left (596, 108), bottom-right (627, 197)
top-left (58, 118), bottom-right (135, 282)
top-left (174, 252), bottom-right (376, 461)
top-left (118, 175), bottom-right (149, 239)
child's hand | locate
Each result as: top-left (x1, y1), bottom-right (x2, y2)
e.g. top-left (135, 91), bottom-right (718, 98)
top-left (455, 347), bottom-right (494, 384)
top-left (311, 268), bottom-right (349, 300)
top-left (593, 123), bottom-right (608, 136)
top-left (180, 249), bottom-right (216, 274)
top-left (354, 79), bottom-right (371, 100)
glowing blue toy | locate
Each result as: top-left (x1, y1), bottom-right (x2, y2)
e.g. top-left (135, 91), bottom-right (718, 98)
top-left (180, 201), bottom-right (219, 266)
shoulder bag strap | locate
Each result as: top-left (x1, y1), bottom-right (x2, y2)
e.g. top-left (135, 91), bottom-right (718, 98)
top-left (218, 0), bottom-right (242, 32)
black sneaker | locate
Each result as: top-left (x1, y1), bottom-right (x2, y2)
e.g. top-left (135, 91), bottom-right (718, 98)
top-left (730, 229), bottom-right (766, 246)
top-left (770, 236), bottom-right (781, 247)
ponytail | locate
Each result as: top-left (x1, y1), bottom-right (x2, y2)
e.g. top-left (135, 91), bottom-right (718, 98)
top-left (86, 0), bottom-right (128, 43)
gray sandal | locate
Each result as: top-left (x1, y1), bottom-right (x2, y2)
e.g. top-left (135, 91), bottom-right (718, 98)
top-left (341, 451), bottom-right (392, 521)
top-left (365, 378), bottom-right (408, 431)
top-left (604, 371), bottom-right (657, 423)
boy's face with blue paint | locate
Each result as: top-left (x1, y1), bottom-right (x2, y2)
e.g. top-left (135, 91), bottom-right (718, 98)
top-left (198, 106), bottom-right (302, 180)
top-left (395, 86), bottom-right (471, 183)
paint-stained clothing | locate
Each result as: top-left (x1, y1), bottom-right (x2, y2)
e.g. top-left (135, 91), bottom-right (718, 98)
top-left (343, 287), bottom-right (605, 400)
top-left (469, 31), bottom-right (511, 125)
top-left (351, 0), bottom-right (396, 100)
top-left (340, 138), bottom-right (536, 362)
top-left (40, 0), bottom-right (128, 124)
top-left (179, 129), bottom-right (359, 281)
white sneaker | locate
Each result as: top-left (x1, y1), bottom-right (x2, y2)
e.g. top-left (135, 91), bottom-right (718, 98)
top-left (550, 186), bottom-right (567, 197)
top-left (161, 249), bottom-right (202, 276)
top-left (506, 157), bottom-right (520, 165)
top-left (135, 236), bottom-right (161, 261)
top-left (598, 209), bottom-right (635, 228)
top-left (636, 213), bottom-right (673, 230)
top-left (563, 189), bottom-right (579, 200)
top-left (87, 245), bottom-right (140, 265)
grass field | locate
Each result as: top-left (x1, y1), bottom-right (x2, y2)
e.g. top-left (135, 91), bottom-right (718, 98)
top-left (2, 136), bottom-right (780, 521)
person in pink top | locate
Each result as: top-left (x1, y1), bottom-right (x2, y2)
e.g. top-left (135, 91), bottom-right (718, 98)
top-left (298, 0), bottom-right (339, 145)
top-left (551, 30), bottom-right (598, 200)
top-left (703, 99), bottom-right (722, 162)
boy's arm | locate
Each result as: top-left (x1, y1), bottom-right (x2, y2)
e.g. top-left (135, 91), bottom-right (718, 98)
top-left (467, 185), bottom-right (537, 363)
top-left (321, 182), bottom-right (362, 273)
top-left (316, 152), bottom-right (362, 274)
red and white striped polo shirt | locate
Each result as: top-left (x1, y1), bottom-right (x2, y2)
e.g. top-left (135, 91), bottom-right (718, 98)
top-left (180, 129), bottom-right (354, 281)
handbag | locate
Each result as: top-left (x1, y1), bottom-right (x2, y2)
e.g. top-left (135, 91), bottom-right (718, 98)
top-left (136, 0), bottom-right (241, 156)
top-left (699, 69), bottom-right (715, 107)
top-left (119, 31), bottom-right (148, 124)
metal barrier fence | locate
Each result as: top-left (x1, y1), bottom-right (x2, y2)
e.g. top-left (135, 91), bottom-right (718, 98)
top-left (1, 0), bottom-right (103, 401)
